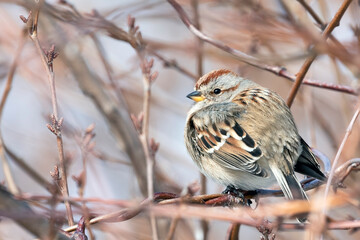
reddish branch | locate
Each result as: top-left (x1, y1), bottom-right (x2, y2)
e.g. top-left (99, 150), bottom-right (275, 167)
top-left (4, 1), bottom-right (358, 238)
top-left (16, 152), bottom-right (360, 234)
top-left (166, 0), bottom-right (358, 96)
top-left (286, 0), bottom-right (354, 107)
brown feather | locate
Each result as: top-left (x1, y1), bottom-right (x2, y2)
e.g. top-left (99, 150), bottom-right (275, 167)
top-left (195, 69), bottom-right (233, 89)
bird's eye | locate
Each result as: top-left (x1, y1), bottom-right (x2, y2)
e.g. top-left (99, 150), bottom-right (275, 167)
top-left (213, 88), bottom-right (221, 94)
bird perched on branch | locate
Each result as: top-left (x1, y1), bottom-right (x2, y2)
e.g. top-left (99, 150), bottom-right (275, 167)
top-left (184, 69), bottom-right (326, 222)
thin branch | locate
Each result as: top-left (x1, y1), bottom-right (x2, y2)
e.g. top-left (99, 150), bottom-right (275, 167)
top-left (138, 58), bottom-right (159, 240)
top-left (76, 124), bottom-right (96, 240)
top-left (226, 223), bottom-right (240, 240)
top-left (322, 105), bottom-right (360, 215)
top-left (286, 55), bottom-right (316, 107)
top-left (90, 33), bottom-right (133, 109)
top-left (0, 30), bottom-right (26, 117)
top-left (165, 217), bottom-right (180, 240)
top-left (0, 29), bottom-right (27, 195)
top-left (9, 0), bottom-right (358, 97)
top-left (297, 0), bottom-right (325, 28)
top-left (192, 0), bottom-right (203, 78)
top-left (191, 0), bottom-right (208, 239)
top-left (166, 0), bottom-right (358, 96)
top-left (59, 0), bottom-right (125, 111)
top-left (156, 177), bottom-right (324, 205)
top-left (57, 195), bottom-right (356, 234)
top-left (149, 50), bottom-right (197, 80)
top-left (0, 186), bottom-right (71, 240)
top-left (13, 0), bottom-right (357, 97)
top-left (0, 32), bottom-right (77, 215)
top-left (63, 198), bottom-right (152, 233)
top-left (167, 0), bottom-right (260, 65)
top-left (5, 145), bottom-right (54, 191)
top-left (333, 158), bottom-right (360, 189)
top-left (127, 16), bottom-right (159, 240)
top-left (26, 3), bottom-right (74, 226)
top-left (153, 148), bottom-right (359, 205)
top-left (279, 219), bottom-right (360, 231)
top-left (150, 194), bottom-right (350, 227)
top-left (286, 0), bottom-right (354, 107)
top-left (16, 169), bottom-right (357, 235)
top-left (296, 0), bottom-right (348, 51)
top-left (269, 69), bottom-right (357, 95)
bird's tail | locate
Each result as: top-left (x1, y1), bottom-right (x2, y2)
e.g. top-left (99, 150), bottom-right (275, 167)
top-left (284, 173), bottom-right (308, 201)
top-left (269, 164), bottom-right (308, 222)
top-left (294, 138), bottom-right (327, 181)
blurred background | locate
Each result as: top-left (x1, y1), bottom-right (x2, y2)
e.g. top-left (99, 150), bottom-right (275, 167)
top-left (0, 0), bottom-right (359, 239)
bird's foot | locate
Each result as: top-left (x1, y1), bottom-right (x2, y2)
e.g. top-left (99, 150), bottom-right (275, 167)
top-left (222, 185), bottom-right (243, 196)
top-left (222, 185), bottom-right (251, 206)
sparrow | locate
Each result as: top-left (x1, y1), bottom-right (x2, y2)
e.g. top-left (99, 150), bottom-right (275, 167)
top-left (184, 69), bottom-right (326, 220)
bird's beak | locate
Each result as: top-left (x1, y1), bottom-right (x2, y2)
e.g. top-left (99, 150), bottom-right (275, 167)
top-left (186, 91), bottom-right (205, 102)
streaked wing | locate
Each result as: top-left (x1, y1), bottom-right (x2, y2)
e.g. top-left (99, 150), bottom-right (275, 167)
top-left (191, 111), bottom-right (267, 177)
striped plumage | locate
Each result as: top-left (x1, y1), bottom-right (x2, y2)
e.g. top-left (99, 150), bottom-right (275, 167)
top-left (185, 69), bottom-right (326, 221)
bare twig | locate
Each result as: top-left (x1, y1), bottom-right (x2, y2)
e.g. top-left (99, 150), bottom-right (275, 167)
top-left (151, 152), bottom-right (358, 207)
top-left (63, 198), bottom-right (152, 233)
top-left (192, 0), bottom-right (203, 78)
top-left (279, 219), bottom-right (360, 231)
top-left (5, 145), bottom-right (54, 192)
top-left (75, 124), bottom-right (96, 240)
top-left (333, 158), bottom-right (360, 190)
top-left (149, 50), bottom-right (197, 80)
top-left (25, 3), bottom-right (74, 226)
top-left (191, 0), bottom-right (208, 238)
top-left (272, 70), bottom-right (357, 95)
top-left (0, 186), bottom-right (70, 240)
top-left (286, 55), bottom-right (317, 107)
top-left (296, 0), bottom-right (348, 51)
top-left (165, 217), bottom-right (180, 240)
top-left (166, 0), bottom-right (358, 96)
top-left (226, 223), bottom-right (240, 240)
top-left (0, 31), bottom-right (26, 118)
top-left (90, 33), bottom-right (132, 109)
top-left (150, 194), bottom-right (350, 226)
top-left (297, 0), bottom-right (325, 28)
top-left (322, 105), bottom-right (360, 215)
top-left (3, 1), bottom-right (359, 239)
top-left (16, 174), bottom-right (358, 235)
top-left (57, 196), bottom-right (355, 234)
top-left (36, 1), bottom-right (182, 196)
top-left (9, 0), bottom-right (358, 96)
top-left (128, 16), bottom-right (159, 240)
top-left (286, 0), bottom-right (354, 107)
top-left (167, 0), bottom-right (261, 66)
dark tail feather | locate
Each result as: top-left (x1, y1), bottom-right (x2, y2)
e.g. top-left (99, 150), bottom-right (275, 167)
top-left (294, 138), bottom-right (327, 181)
top-left (285, 174), bottom-right (308, 223)
top-left (285, 174), bottom-right (308, 200)
top-left (269, 164), bottom-right (308, 222)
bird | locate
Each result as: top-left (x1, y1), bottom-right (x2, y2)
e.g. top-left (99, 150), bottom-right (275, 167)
top-left (184, 69), bottom-right (326, 221)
